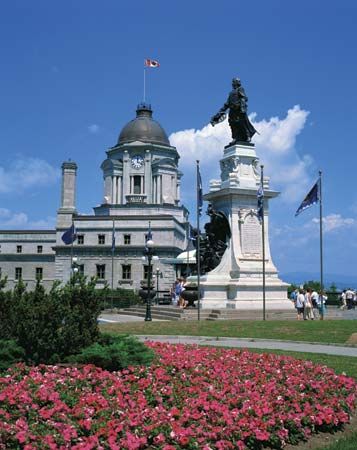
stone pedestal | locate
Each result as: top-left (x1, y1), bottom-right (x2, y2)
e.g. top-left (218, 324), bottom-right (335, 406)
top-left (200, 142), bottom-right (291, 310)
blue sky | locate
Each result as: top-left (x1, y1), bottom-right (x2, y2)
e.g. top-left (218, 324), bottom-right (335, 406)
top-left (1, 1), bottom-right (357, 280)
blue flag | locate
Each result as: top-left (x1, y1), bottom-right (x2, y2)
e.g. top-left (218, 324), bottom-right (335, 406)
top-left (146, 222), bottom-right (153, 242)
top-left (295, 181), bottom-right (319, 216)
top-left (61, 223), bottom-right (77, 245)
top-left (111, 221), bottom-right (116, 252)
top-left (257, 183), bottom-right (264, 223)
top-left (197, 165), bottom-right (203, 216)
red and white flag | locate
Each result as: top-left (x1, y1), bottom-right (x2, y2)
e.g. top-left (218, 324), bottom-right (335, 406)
top-left (144, 58), bottom-right (160, 68)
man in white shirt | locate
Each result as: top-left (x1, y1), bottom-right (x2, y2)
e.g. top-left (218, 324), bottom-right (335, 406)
top-left (311, 290), bottom-right (319, 319)
top-left (296, 289), bottom-right (305, 320)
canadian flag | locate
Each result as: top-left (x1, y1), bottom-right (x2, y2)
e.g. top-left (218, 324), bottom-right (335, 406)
top-left (144, 58), bottom-right (160, 68)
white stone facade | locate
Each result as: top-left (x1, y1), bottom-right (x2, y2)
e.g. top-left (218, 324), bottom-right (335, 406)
top-left (0, 104), bottom-right (188, 292)
top-left (200, 142), bottom-right (291, 310)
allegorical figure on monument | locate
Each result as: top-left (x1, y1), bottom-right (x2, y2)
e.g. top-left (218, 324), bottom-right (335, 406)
top-left (211, 78), bottom-right (257, 145)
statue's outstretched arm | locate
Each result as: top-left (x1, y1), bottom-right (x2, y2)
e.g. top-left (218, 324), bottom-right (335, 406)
top-left (210, 99), bottom-right (229, 126)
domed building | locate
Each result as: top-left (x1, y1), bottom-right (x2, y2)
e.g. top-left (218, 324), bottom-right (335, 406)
top-left (0, 103), bottom-right (189, 292)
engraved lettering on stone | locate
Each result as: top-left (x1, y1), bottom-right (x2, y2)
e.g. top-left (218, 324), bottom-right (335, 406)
top-left (242, 214), bottom-right (262, 256)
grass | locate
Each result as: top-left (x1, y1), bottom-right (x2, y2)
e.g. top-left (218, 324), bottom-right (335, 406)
top-left (316, 432), bottom-right (357, 450)
top-left (100, 319), bottom-right (357, 345)
top-left (243, 348), bottom-right (357, 379)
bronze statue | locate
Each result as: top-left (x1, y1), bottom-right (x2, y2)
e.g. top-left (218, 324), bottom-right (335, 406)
top-left (198, 204), bottom-right (231, 274)
top-left (211, 78), bottom-right (257, 145)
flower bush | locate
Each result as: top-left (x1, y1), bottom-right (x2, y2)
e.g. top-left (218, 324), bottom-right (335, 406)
top-left (0, 343), bottom-right (356, 449)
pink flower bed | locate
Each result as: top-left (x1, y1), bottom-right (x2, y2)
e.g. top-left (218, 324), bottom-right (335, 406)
top-left (0, 343), bottom-right (356, 449)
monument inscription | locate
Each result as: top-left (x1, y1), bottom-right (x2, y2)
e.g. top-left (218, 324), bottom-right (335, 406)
top-left (241, 214), bottom-right (262, 256)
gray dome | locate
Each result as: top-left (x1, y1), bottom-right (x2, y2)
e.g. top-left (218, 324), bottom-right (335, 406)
top-left (118, 103), bottom-right (170, 146)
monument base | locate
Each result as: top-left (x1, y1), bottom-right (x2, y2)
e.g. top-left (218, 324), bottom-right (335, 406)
top-left (198, 142), bottom-right (292, 311)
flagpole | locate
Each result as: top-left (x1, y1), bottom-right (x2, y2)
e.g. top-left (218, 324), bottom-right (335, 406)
top-left (260, 165), bottom-right (266, 321)
top-left (143, 67), bottom-right (146, 103)
top-left (186, 221), bottom-right (190, 277)
top-left (319, 170), bottom-right (324, 317)
top-left (70, 218), bottom-right (74, 278)
top-left (111, 219), bottom-right (115, 309)
top-left (196, 160), bottom-right (201, 321)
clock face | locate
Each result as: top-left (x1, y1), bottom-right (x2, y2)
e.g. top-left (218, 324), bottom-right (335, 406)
top-left (131, 155), bottom-right (144, 169)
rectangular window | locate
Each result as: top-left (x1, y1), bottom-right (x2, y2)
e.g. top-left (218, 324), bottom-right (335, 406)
top-left (37, 245), bottom-right (43, 254)
top-left (17, 245), bottom-right (22, 253)
top-left (15, 267), bottom-right (22, 280)
top-left (122, 264), bottom-right (131, 280)
top-left (98, 234), bottom-right (105, 245)
top-left (77, 235), bottom-right (84, 245)
top-left (96, 264), bottom-right (105, 279)
top-left (78, 264), bottom-right (84, 275)
top-left (143, 265), bottom-right (153, 280)
top-left (35, 267), bottom-right (43, 280)
top-left (133, 175), bottom-right (141, 194)
top-left (124, 234), bottom-right (131, 245)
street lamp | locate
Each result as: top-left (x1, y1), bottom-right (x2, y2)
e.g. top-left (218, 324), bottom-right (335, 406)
top-left (144, 238), bottom-right (154, 321)
top-left (155, 267), bottom-right (162, 305)
top-left (72, 256), bottom-right (79, 275)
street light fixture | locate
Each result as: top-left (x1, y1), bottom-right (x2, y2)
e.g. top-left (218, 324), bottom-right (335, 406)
top-left (72, 256), bottom-right (79, 275)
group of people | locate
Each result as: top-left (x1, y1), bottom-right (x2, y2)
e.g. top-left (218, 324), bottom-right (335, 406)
top-left (170, 278), bottom-right (188, 309)
top-left (339, 289), bottom-right (357, 310)
top-left (290, 288), bottom-right (327, 320)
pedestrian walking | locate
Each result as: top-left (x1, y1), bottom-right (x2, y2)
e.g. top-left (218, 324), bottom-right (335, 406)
top-left (317, 291), bottom-right (327, 319)
top-left (340, 290), bottom-right (347, 310)
top-left (311, 289), bottom-right (319, 319)
top-left (296, 289), bottom-right (305, 320)
top-left (304, 289), bottom-right (314, 320)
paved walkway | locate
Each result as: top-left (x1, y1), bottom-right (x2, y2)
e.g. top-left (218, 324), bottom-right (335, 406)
top-left (135, 335), bottom-right (357, 357)
top-left (99, 312), bottom-right (357, 357)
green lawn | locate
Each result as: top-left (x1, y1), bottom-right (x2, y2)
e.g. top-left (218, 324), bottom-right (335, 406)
top-left (100, 319), bottom-right (357, 344)
top-left (244, 348), bottom-right (357, 379)
top-left (316, 432), bottom-right (357, 450)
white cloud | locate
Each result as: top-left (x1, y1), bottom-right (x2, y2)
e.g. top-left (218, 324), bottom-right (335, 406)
top-left (312, 214), bottom-right (355, 232)
top-left (88, 124), bottom-right (100, 134)
top-left (170, 105), bottom-right (312, 204)
top-left (0, 208), bottom-right (55, 229)
top-left (0, 158), bottom-right (60, 194)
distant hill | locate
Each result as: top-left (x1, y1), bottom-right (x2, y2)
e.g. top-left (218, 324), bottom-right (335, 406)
top-left (280, 272), bottom-right (357, 290)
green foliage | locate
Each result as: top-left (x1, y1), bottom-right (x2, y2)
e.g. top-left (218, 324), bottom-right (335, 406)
top-left (0, 339), bottom-right (25, 371)
top-left (99, 287), bottom-right (142, 309)
top-left (303, 280), bottom-right (322, 291)
top-left (0, 275), bottom-right (102, 364)
top-left (66, 333), bottom-right (154, 371)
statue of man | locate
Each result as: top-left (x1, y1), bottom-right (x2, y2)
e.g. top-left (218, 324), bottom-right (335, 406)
top-left (211, 78), bottom-right (257, 145)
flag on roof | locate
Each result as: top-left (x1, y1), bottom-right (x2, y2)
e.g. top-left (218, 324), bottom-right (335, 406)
top-left (144, 59), bottom-right (160, 68)
top-left (295, 180), bottom-right (319, 216)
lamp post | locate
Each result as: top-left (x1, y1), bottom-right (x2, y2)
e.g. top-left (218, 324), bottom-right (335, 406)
top-left (144, 238), bottom-right (154, 321)
top-left (72, 256), bottom-right (79, 275)
top-left (155, 267), bottom-right (162, 305)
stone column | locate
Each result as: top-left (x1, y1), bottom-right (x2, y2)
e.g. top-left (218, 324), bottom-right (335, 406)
top-left (144, 150), bottom-right (151, 203)
top-left (123, 151), bottom-right (130, 204)
top-left (104, 176), bottom-right (112, 203)
top-left (112, 176), bottom-right (117, 204)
